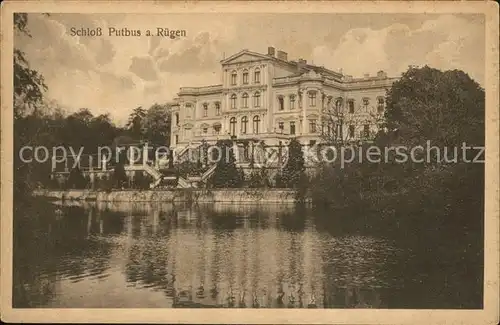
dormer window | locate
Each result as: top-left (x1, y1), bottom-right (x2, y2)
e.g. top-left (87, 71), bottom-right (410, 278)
top-left (231, 71), bottom-right (237, 85)
top-left (242, 70), bottom-right (249, 84)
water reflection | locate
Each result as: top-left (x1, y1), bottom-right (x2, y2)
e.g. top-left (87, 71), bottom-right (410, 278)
top-left (14, 201), bottom-right (401, 308)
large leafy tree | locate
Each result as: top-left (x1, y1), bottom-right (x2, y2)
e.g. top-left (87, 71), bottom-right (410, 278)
top-left (210, 140), bottom-right (243, 188)
top-left (143, 103), bottom-right (170, 145)
top-left (14, 14), bottom-right (47, 118)
top-left (385, 66), bottom-right (485, 147)
top-left (126, 106), bottom-right (146, 140)
top-left (14, 13), bottom-right (50, 196)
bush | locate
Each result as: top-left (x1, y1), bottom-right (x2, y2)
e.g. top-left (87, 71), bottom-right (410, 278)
top-left (210, 140), bottom-right (242, 188)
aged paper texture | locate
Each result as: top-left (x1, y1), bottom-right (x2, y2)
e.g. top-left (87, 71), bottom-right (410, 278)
top-left (1, 1), bottom-right (499, 324)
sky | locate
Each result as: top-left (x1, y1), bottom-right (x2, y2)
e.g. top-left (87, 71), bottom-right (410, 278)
top-left (16, 13), bottom-right (485, 126)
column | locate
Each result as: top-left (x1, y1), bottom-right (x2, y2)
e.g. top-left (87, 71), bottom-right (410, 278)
top-left (143, 143), bottom-right (149, 166)
top-left (301, 89), bottom-right (306, 134)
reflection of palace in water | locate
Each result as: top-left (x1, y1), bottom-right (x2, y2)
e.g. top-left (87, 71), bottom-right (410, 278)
top-left (107, 203), bottom-right (387, 308)
top-left (15, 201), bottom-right (389, 308)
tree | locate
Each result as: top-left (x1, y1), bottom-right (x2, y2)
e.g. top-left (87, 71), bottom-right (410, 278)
top-left (281, 138), bottom-right (305, 188)
top-left (14, 13), bottom-right (47, 118)
top-left (67, 166), bottom-right (88, 189)
top-left (143, 103), bottom-right (171, 145)
top-left (210, 140), bottom-right (242, 188)
top-left (126, 106), bottom-right (146, 139)
top-left (385, 66), bottom-right (485, 147)
top-left (14, 13), bottom-right (49, 198)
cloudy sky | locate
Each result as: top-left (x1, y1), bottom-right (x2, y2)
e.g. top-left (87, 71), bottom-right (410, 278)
top-left (16, 13), bottom-right (485, 125)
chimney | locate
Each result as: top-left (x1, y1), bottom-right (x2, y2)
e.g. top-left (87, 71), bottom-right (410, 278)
top-left (363, 73), bottom-right (370, 78)
top-left (297, 58), bottom-right (307, 71)
top-left (377, 70), bottom-right (387, 78)
top-left (267, 46), bottom-right (276, 57)
top-left (277, 50), bottom-right (288, 61)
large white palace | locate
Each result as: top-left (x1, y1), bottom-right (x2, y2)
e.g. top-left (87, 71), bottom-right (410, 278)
top-left (169, 47), bottom-right (398, 150)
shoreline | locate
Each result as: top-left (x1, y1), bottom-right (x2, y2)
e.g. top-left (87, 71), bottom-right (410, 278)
top-left (32, 188), bottom-right (305, 203)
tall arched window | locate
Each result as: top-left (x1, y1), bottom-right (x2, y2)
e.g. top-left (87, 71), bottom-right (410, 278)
top-left (254, 68), bottom-right (261, 83)
top-left (377, 97), bottom-right (385, 113)
top-left (203, 103), bottom-right (208, 117)
top-left (241, 116), bottom-right (248, 134)
top-left (308, 91), bottom-right (317, 107)
top-left (278, 96), bottom-right (284, 111)
top-left (230, 94), bottom-right (237, 109)
top-left (289, 95), bottom-right (296, 110)
top-left (242, 70), bottom-right (249, 84)
top-left (230, 117), bottom-right (237, 136)
top-left (253, 91), bottom-right (261, 107)
top-left (215, 102), bottom-right (221, 116)
top-left (335, 98), bottom-right (343, 114)
top-left (253, 115), bottom-right (260, 134)
top-left (231, 71), bottom-right (237, 85)
top-left (242, 93), bottom-right (249, 108)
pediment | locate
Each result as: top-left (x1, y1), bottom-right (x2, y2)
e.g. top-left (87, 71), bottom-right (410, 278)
top-left (221, 50), bottom-right (270, 65)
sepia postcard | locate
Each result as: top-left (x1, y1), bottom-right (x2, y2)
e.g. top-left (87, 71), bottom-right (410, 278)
top-left (1, 1), bottom-right (499, 324)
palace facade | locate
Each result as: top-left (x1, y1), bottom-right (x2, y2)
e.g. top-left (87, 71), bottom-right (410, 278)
top-left (169, 47), bottom-right (398, 150)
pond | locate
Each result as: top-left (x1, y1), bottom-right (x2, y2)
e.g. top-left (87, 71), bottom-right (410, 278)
top-left (12, 200), bottom-right (483, 308)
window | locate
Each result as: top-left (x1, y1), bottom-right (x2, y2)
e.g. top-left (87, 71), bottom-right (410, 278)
top-left (241, 116), bottom-right (248, 134)
top-left (242, 93), bottom-right (249, 108)
top-left (348, 100), bottom-right (355, 114)
top-left (254, 68), bottom-right (261, 83)
top-left (186, 104), bottom-right (192, 117)
top-left (253, 115), bottom-right (260, 134)
top-left (349, 125), bottom-right (355, 138)
top-left (202, 127), bottom-right (208, 134)
top-left (242, 70), bottom-right (249, 84)
top-left (290, 95), bottom-right (295, 109)
top-left (377, 97), bottom-right (384, 113)
top-left (363, 124), bottom-right (370, 138)
top-left (278, 96), bottom-right (284, 111)
top-left (309, 119), bottom-right (317, 133)
top-left (203, 103), bottom-right (208, 117)
top-left (231, 94), bottom-right (237, 109)
top-left (308, 91), bottom-right (317, 107)
top-left (290, 121), bottom-right (296, 135)
top-left (175, 134), bottom-right (179, 145)
top-left (363, 98), bottom-right (370, 107)
top-left (175, 113), bottom-right (179, 126)
top-left (335, 98), bottom-right (343, 112)
top-left (253, 92), bottom-right (261, 107)
top-left (231, 71), bottom-right (237, 85)
top-left (215, 102), bottom-right (221, 116)
top-left (278, 122), bottom-right (284, 131)
top-left (214, 124), bottom-right (221, 135)
top-left (230, 117), bottom-right (236, 136)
